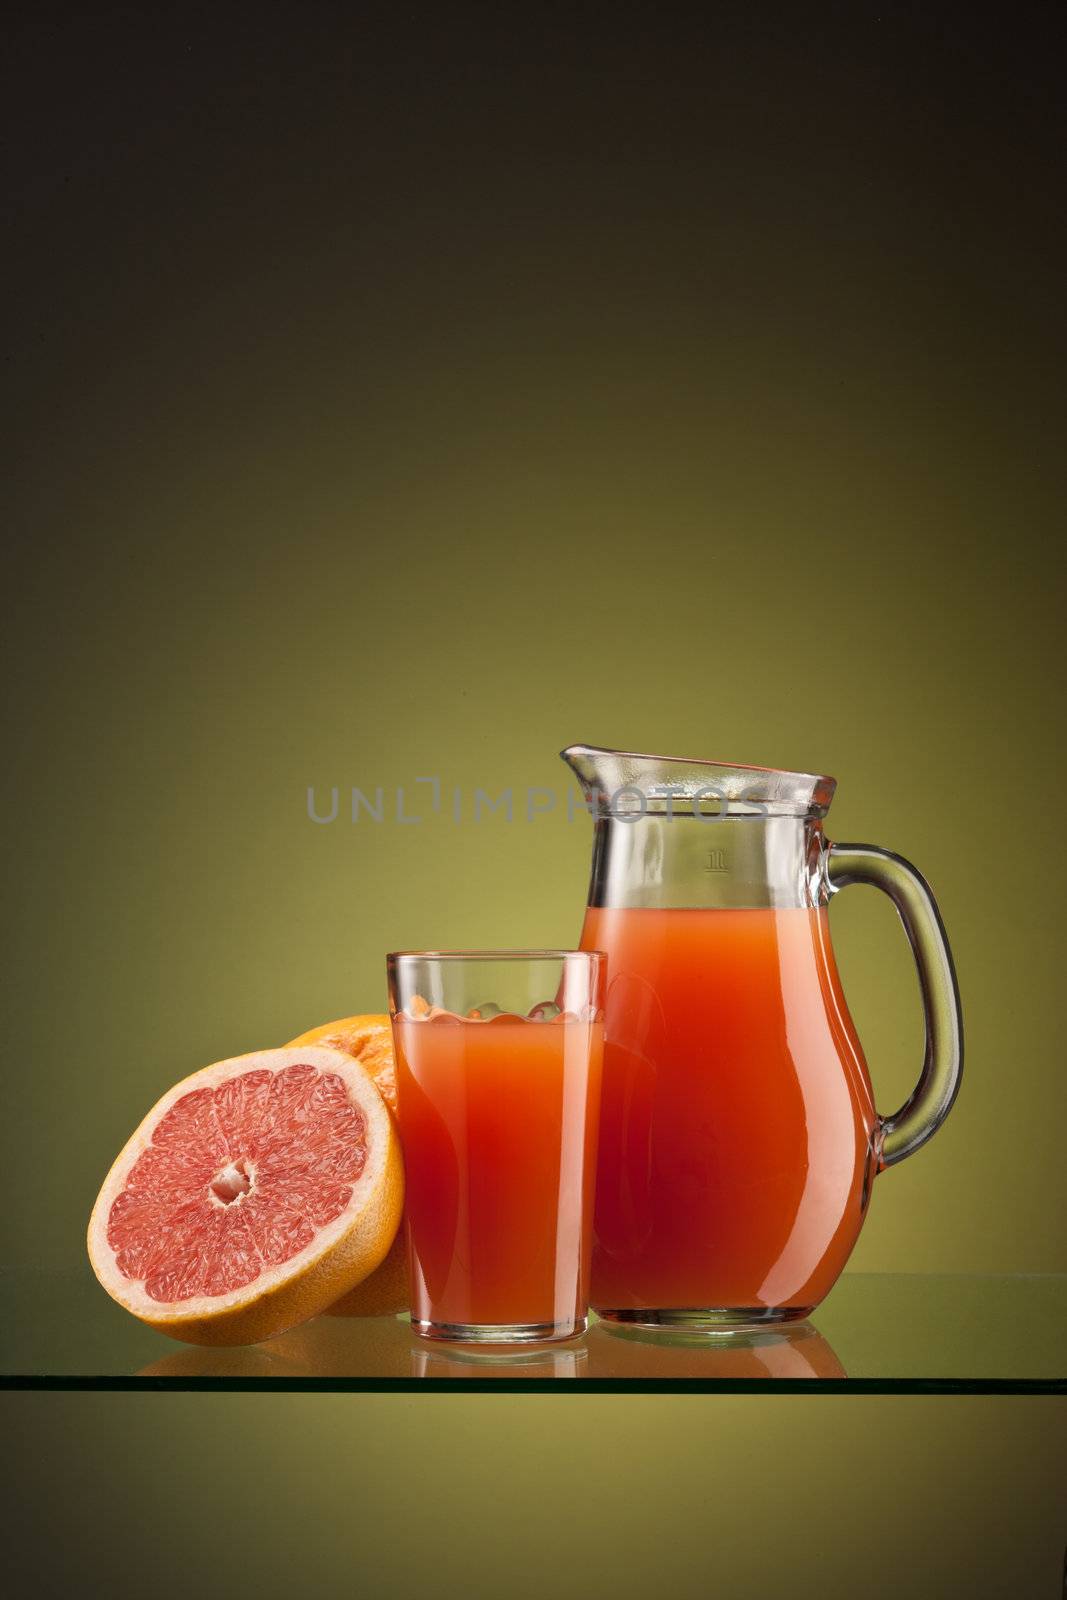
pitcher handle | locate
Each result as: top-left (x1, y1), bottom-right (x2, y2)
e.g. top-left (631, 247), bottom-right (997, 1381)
top-left (825, 843), bottom-right (963, 1169)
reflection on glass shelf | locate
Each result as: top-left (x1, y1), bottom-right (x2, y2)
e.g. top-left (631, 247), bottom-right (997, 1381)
top-left (585, 1320), bottom-right (846, 1381)
top-left (137, 1316), bottom-right (586, 1382)
top-left (139, 1312), bottom-right (415, 1381)
top-left (411, 1341), bottom-right (589, 1382)
top-left (2, 1269), bottom-right (1065, 1391)
top-left (135, 1316), bottom-right (838, 1382)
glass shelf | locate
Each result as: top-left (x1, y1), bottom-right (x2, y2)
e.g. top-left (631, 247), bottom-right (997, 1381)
top-left (2, 1270), bottom-right (1063, 1392)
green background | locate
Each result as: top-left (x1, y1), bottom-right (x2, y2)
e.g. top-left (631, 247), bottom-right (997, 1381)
top-left (3, 1394), bottom-right (1064, 1596)
top-left (4, 6), bottom-right (1064, 1596)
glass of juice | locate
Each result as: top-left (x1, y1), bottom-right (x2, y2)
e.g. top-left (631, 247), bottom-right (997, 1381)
top-left (387, 950), bottom-right (605, 1343)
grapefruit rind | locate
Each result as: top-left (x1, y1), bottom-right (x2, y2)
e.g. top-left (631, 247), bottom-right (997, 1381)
top-left (87, 1046), bottom-right (404, 1346)
top-left (324, 1227), bottom-right (408, 1318)
top-left (286, 1015), bottom-right (409, 1318)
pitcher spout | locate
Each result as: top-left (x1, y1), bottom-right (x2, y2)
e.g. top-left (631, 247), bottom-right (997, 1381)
top-left (560, 744), bottom-right (836, 819)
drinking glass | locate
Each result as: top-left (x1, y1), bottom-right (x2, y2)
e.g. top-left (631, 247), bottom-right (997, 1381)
top-left (387, 950), bottom-right (605, 1343)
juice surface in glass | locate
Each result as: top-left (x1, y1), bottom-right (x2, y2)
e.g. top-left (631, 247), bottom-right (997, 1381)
top-left (580, 905), bottom-right (878, 1318)
top-left (393, 1014), bottom-right (603, 1332)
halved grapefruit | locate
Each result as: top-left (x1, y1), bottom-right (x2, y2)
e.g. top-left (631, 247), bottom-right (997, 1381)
top-left (87, 1046), bottom-right (403, 1346)
top-left (285, 1015), bottom-right (407, 1317)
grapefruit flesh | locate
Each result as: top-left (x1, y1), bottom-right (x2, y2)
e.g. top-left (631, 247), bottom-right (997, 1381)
top-left (286, 1015), bottom-right (408, 1317)
top-left (288, 1014), bottom-right (396, 1112)
top-left (88, 1046), bottom-right (403, 1345)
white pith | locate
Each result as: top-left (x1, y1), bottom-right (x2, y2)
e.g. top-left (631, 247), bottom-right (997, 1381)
top-left (209, 1158), bottom-right (255, 1206)
top-left (87, 1046), bottom-right (391, 1323)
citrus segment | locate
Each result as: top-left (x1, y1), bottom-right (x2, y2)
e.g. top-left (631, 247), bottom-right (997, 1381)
top-left (287, 1014), bottom-right (396, 1112)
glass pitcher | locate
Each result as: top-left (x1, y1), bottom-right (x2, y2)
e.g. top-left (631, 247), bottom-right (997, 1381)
top-left (562, 744), bottom-right (963, 1331)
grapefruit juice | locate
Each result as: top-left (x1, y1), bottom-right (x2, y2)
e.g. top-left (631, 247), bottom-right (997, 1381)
top-left (579, 905), bottom-right (878, 1320)
top-left (392, 1012), bottom-right (603, 1338)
